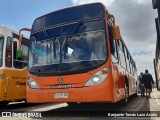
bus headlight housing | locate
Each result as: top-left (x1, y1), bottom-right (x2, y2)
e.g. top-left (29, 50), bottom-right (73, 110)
top-left (84, 67), bottom-right (110, 87)
top-left (28, 78), bottom-right (40, 89)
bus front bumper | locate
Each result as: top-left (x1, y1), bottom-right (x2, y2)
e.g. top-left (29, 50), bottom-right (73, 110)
top-left (27, 83), bottom-right (114, 103)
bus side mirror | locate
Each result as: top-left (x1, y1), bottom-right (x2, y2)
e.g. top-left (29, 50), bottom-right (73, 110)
top-left (16, 28), bottom-right (31, 58)
top-left (113, 25), bottom-right (121, 40)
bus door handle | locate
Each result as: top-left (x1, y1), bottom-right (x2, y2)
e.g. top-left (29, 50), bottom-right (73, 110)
top-left (6, 77), bottom-right (10, 86)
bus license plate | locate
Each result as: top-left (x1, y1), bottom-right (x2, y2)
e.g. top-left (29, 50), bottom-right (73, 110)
top-left (54, 93), bottom-right (68, 98)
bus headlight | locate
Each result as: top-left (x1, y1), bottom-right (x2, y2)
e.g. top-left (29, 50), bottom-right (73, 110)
top-left (28, 78), bottom-right (40, 89)
top-left (92, 76), bottom-right (100, 84)
top-left (84, 67), bottom-right (110, 87)
top-left (30, 81), bottom-right (36, 86)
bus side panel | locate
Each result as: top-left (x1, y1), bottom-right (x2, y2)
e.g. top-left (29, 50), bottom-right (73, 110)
top-left (128, 72), bottom-right (137, 96)
top-left (112, 63), bottom-right (126, 102)
top-left (85, 61), bottom-right (115, 102)
top-left (0, 70), bottom-right (6, 101)
top-left (4, 69), bottom-right (26, 101)
top-left (112, 62), bottom-right (138, 103)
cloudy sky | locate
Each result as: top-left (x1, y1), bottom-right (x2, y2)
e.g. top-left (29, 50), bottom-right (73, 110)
top-left (0, 0), bottom-right (158, 78)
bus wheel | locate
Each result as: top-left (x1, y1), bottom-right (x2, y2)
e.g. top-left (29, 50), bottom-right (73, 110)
top-left (134, 93), bottom-right (138, 97)
top-left (120, 85), bottom-right (129, 106)
top-left (133, 89), bottom-right (138, 97)
top-left (0, 101), bottom-right (9, 107)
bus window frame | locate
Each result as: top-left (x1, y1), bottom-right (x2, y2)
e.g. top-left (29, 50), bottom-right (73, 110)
top-left (5, 36), bottom-right (12, 68)
top-left (0, 36), bottom-right (4, 67)
top-left (124, 46), bottom-right (130, 73)
top-left (131, 60), bottom-right (134, 75)
top-left (111, 40), bottom-right (119, 64)
top-left (128, 55), bottom-right (132, 74)
top-left (13, 40), bottom-right (28, 70)
top-left (118, 40), bottom-right (127, 69)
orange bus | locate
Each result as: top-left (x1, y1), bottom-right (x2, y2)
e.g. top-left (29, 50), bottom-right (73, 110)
top-left (27, 3), bottom-right (138, 105)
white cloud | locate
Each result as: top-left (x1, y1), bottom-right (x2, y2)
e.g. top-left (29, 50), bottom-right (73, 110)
top-left (133, 43), bottom-right (155, 79)
top-left (130, 0), bottom-right (150, 5)
top-left (72, 0), bottom-right (114, 7)
top-left (71, 0), bottom-right (151, 6)
top-left (6, 23), bottom-right (16, 29)
top-left (71, 0), bottom-right (157, 78)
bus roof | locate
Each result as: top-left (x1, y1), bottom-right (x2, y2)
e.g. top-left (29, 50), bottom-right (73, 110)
top-left (0, 25), bottom-right (29, 39)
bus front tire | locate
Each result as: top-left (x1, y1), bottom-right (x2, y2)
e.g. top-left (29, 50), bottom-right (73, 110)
top-left (120, 85), bottom-right (129, 106)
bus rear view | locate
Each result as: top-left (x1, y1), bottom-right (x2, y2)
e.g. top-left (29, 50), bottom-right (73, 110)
top-left (27, 3), bottom-right (137, 104)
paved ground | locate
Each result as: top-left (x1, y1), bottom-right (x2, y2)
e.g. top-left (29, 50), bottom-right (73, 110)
top-left (0, 88), bottom-right (160, 120)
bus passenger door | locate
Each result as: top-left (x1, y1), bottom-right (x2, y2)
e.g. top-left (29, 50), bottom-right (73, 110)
top-left (5, 38), bottom-right (26, 101)
top-left (5, 37), bottom-right (19, 100)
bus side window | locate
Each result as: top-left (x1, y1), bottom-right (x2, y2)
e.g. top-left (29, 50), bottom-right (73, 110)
top-left (118, 40), bottom-right (127, 69)
top-left (124, 47), bottom-right (130, 72)
top-left (131, 61), bottom-right (134, 75)
top-left (114, 41), bottom-right (118, 59)
top-left (119, 40), bottom-right (123, 50)
top-left (0, 37), bottom-right (4, 67)
top-left (13, 41), bottom-right (17, 61)
top-left (13, 41), bottom-right (28, 69)
top-left (132, 64), bottom-right (134, 75)
top-left (133, 63), bottom-right (136, 75)
top-left (128, 55), bottom-right (132, 74)
top-left (112, 40), bottom-right (119, 63)
top-left (108, 25), bottom-right (115, 55)
top-left (5, 37), bottom-right (12, 68)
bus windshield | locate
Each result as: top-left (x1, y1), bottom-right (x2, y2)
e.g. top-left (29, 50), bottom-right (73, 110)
top-left (0, 37), bottom-right (4, 67)
top-left (29, 20), bottom-right (108, 75)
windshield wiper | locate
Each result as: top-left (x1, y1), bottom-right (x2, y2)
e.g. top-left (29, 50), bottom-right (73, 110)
top-left (62, 21), bottom-right (83, 49)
